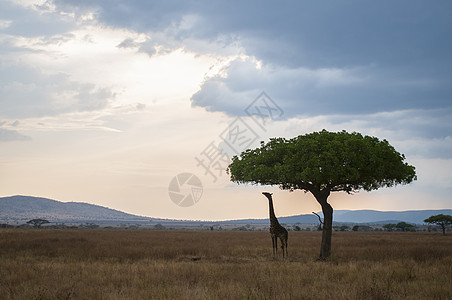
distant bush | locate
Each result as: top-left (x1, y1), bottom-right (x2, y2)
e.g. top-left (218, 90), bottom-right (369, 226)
top-left (153, 224), bottom-right (166, 230)
top-left (352, 225), bottom-right (371, 232)
top-left (232, 226), bottom-right (249, 231)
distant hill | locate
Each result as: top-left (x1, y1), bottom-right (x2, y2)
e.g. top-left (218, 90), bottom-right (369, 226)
top-left (315, 209), bottom-right (452, 224)
top-left (220, 214), bottom-right (319, 225)
top-left (222, 209), bottom-right (452, 225)
top-left (1, 195), bottom-right (450, 225)
top-left (0, 195), bottom-right (151, 223)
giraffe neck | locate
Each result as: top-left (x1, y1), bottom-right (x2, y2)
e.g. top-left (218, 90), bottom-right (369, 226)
top-left (268, 197), bottom-right (279, 224)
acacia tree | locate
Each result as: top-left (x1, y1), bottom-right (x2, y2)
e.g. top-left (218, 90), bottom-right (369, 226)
top-left (227, 130), bottom-right (416, 259)
top-left (424, 214), bottom-right (452, 235)
top-left (26, 218), bottom-right (50, 228)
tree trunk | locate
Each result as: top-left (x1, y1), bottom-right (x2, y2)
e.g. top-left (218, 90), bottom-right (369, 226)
top-left (311, 188), bottom-right (333, 260)
top-left (320, 202), bottom-right (333, 259)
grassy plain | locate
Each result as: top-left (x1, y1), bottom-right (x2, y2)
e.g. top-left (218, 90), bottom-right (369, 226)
top-left (0, 229), bottom-right (451, 299)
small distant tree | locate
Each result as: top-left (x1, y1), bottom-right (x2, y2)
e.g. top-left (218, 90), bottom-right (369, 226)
top-left (383, 223), bottom-right (397, 232)
top-left (26, 218), bottom-right (50, 228)
top-left (396, 222), bottom-right (414, 232)
top-left (424, 214), bottom-right (452, 235)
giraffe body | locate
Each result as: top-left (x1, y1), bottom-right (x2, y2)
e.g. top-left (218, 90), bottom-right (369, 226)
top-left (262, 192), bottom-right (288, 258)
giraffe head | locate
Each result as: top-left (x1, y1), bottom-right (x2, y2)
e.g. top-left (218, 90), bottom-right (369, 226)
top-left (262, 192), bottom-right (273, 200)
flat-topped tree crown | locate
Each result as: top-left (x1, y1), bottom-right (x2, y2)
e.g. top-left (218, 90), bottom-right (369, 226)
top-left (227, 130), bottom-right (416, 259)
top-left (228, 129), bottom-right (416, 195)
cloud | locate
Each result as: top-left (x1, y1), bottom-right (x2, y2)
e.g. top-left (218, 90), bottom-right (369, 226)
top-left (191, 57), bottom-right (451, 118)
top-left (0, 62), bottom-right (114, 118)
top-left (267, 108), bottom-right (452, 159)
top-left (51, 0), bottom-right (451, 161)
top-left (0, 1), bottom-right (116, 119)
top-left (51, 1), bottom-right (450, 120)
top-left (0, 1), bottom-right (75, 37)
top-left (49, 1), bottom-right (452, 118)
top-left (116, 38), bottom-right (137, 49)
top-left (51, 1), bottom-right (452, 66)
top-left (0, 128), bottom-right (31, 142)
top-left (2, 1), bottom-right (450, 137)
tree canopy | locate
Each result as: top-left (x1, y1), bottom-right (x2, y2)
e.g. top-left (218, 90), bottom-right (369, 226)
top-left (228, 130), bottom-right (416, 194)
top-left (228, 130), bottom-right (417, 259)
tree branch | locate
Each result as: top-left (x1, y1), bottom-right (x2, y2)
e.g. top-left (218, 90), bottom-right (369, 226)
top-left (312, 212), bottom-right (324, 225)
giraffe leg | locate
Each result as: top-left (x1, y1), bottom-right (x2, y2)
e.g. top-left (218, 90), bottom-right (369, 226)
top-left (284, 239), bottom-right (288, 258)
top-left (272, 236), bottom-right (276, 257)
top-left (280, 237), bottom-right (285, 258)
top-left (274, 236), bottom-right (278, 256)
top-left (285, 240), bottom-right (288, 258)
top-left (279, 237), bottom-right (288, 258)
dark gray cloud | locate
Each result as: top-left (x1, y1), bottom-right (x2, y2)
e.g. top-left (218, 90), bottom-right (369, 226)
top-left (191, 57), bottom-right (450, 118)
top-left (53, 1), bottom-right (452, 66)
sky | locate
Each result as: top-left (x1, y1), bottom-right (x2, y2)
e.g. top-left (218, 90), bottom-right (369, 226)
top-left (1, 0), bottom-right (451, 221)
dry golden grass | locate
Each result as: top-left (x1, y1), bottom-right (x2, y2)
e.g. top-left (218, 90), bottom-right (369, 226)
top-left (1, 229), bottom-right (451, 299)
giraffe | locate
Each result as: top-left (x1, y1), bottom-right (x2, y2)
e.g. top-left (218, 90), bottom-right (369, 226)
top-left (262, 192), bottom-right (288, 258)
